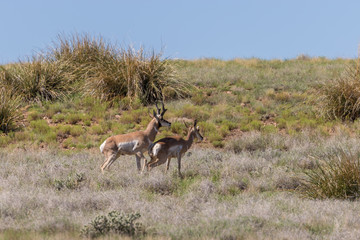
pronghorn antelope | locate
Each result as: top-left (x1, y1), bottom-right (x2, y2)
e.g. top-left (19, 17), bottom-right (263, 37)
top-left (147, 120), bottom-right (203, 178)
top-left (99, 102), bottom-right (171, 173)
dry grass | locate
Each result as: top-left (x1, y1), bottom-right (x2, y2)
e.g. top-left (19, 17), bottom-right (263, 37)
top-left (302, 148), bottom-right (360, 200)
top-left (316, 59), bottom-right (360, 120)
top-left (2, 133), bottom-right (360, 239)
top-left (0, 57), bottom-right (73, 102)
top-left (0, 87), bottom-right (22, 133)
top-left (50, 33), bottom-right (190, 105)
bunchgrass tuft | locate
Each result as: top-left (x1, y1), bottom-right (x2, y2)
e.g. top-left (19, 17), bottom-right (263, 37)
top-left (83, 45), bottom-right (190, 105)
top-left (50, 33), bottom-right (190, 105)
top-left (302, 148), bottom-right (360, 200)
top-left (316, 59), bottom-right (360, 121)
top-left (0, 87), bottom-right (22, 133)
top-left (0, 57), bottom-right (73, 102)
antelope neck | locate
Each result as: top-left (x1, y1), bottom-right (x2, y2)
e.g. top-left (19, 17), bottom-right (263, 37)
top-left (185, 130), bottom-right (196, 149)
top-left (145, 118), bottom-right (159, 142)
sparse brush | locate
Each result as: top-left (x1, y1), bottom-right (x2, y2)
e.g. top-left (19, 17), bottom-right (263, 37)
top-left (81, 211), bottom-right (144, 238)
top-left (316, 59), bottom-right (360, 121)
top-left (302, 148), bottom-right (360, 200)
top-left (0, 87), bottom-right (22, 133)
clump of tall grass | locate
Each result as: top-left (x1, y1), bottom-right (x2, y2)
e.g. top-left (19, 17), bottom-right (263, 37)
top-left (0, 87), bottom-right (22, 133)
top-left (316, 58), bottom-right (360, 121)
top-left (302, 148), bottom-right (360, 200)
top-left (84, 46), bottom-right (190, 105)
top-left (50, 33), bottom-right (190, 105)
top-left (0, 57), bottom-right (73, 102)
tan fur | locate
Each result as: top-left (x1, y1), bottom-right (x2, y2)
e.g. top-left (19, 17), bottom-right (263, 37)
top-left (147, 121), bottom-right (203, 178)
top-left (100, 103), bottom-right (170, 173)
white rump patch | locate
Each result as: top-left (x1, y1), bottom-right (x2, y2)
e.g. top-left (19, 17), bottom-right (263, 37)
top-left (100, 140), bottom-right (107, 153)
top-left (118, 140), bottom-right (139, 153)
top-left (152, 143), bottom-right (162, 156)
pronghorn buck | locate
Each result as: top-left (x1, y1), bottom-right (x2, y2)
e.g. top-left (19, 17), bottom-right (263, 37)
top-left (100, 102), bottom-right (171, 172)
top-left (147, 120), bottom-right (203, 178)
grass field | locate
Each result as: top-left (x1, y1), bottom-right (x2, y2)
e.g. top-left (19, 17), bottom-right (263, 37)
top-left (2, 57), bottom-right (360, 239)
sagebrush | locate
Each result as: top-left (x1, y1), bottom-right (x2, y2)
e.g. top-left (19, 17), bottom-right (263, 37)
top-left (81, 211), bottom-right (144, 238)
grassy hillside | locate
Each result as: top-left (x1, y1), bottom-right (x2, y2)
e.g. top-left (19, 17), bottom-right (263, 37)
top-left (2, 57), bottom-right (360, 239)
top-left (1, 57), bottom-right (358, 150)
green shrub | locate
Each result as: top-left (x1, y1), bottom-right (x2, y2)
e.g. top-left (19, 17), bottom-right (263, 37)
top-left (120, 108), bottom-right (147, 124)
top-left (111, 122), bottom-right (133, 135)
top-left (316, 60), bottom-right (360, 120)
top-left (53, 172), bottom-right (85, 191)
top-left (100, 120), bottom-right (112, 133)
top-left (62, 137), bottom-right (76, 148)
top-left (207, 131), bottom-right (222, 143)
top-left (52, 113), bottom-right (65, 123)
top-left (27, 111), bottom-right (43, 121)
top-left (65, 113), bottom-right (82, 124)
top-left (44, 102), bottom-right (63, 118)
top-left (0, 87), bottom-right (22, 133)
top-left (56, 124), bottom-right (72, 137)
top-left (81, 211), bottom-right (144, 238)
top-left (249, 120), bottom-right (262, 131)
top-left (40, 131), bottom-right (57, 143)
top-left (171, 121), bottom-right (187, 135)
top-left (69, 125), bottom-right (85, 137)
top-left (30, 120), bottom-right (50, 134)
top-left (84, 119), bottom-right (91, 126)
top-left (0, 135), bottom-right (11, 147)
top-left (261, 124), bottom-right (277, 134)
top-left (89, 101), bottom-right (108, 120)
top-left (212, 140), bottom-right (224, 148)
top-left (177, 104), bottom-right (210, 122)
top-left (221, 119), bottom-right (237, 131)
top-left (274, 91), bottom-right (291, 102)
top-left (13, 131), bottom-right (31, 142)
top-left (90, 125), bottom-right (105, 135)
top-left (302, 148), bottom-right (360, 200)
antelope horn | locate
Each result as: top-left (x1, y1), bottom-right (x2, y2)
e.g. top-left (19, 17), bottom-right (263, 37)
top-left (183, 121), bottom-right (189, 128)
top-left (194, 119), bottom-right (197, 127)
top-left (161, 101), bottom-right (167, 116)
top-left (155, 102), bottom-right (160, 114)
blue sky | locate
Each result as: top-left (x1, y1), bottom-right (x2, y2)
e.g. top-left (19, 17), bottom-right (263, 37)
top-left (1, 0), bottom-right (360, 63)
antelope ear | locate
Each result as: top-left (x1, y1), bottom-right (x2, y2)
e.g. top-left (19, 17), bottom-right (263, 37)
top-left (196, 126), bottom-right (200, 130)
top-left (148, 109), bottom-right (153, 118)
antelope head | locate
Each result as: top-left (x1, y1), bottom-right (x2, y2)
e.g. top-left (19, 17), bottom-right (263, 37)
top-left (185, 120), bottom-right (203, 141)
top-left (153, 101), bottom-right (171, 127)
